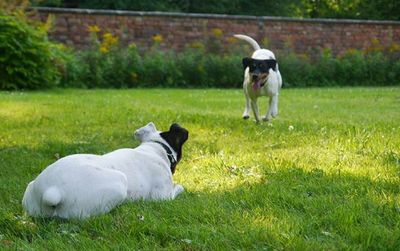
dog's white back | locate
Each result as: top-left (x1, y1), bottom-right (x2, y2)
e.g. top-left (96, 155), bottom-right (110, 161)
top-left (22, 122), bottom-right (188, 219)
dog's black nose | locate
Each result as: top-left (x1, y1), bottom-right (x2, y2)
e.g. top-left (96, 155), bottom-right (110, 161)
top-left (252, 75), bottom-right (259, 81)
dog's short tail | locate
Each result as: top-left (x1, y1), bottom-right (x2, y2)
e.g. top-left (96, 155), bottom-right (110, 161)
top-left (234, 34), bottom-right (261, 51)
top-left (23, 182), bottom-right (62, 217)
top-left (42, 186), bottom-right (62, 207)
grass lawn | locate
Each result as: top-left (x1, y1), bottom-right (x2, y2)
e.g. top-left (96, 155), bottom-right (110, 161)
top-left (0, 87), bottom-right (399, 250)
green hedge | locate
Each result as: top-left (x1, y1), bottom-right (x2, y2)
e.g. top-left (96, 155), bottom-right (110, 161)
top-left (0, 13), bottom-right (63, 90)
top-left (62, 46), bottom-right (243, 89)
top-left (60, 46), bottom-right (399, 89)
top-left (279, 49), bottom-right (400, 87)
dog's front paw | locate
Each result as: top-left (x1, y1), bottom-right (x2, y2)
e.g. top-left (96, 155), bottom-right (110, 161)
top-left (243, 115), bottom-right (250, 120)
top-left (262, 115), bottom-right (271, 122)
top-left (173, 184), bottom-right (184, 198)
top-left (271, 109), bottom-right (278, 118)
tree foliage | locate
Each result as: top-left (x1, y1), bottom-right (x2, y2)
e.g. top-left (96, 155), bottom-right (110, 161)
top-left (34, 0), bottom-right (400, 20)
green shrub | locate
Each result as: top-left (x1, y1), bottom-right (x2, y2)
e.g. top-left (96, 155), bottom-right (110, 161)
top-left (175, 50), bottom-right (206, 87)
top-left (312, 49), bottom-right (337, 86)
top-left (73, 31), bottom-right (144, 88)
top-left (0, 13), bottom-right (62, 90)
top-left (279, 48), bottom-right (400, 87)
top-left (56, 46), bottom-right (87, 88)
top-left (139, 50), bottom-right (182, 87)
top-left (279, 52), bottom-right (313, 87)
top-left (203, 54), bottom-right (242, 88)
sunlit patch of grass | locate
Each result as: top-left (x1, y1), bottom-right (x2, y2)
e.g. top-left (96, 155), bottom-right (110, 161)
top-left (0, 87), bottom-right (399, 250)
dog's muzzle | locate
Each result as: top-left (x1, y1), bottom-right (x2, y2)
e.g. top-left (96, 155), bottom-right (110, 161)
top-left (252, 75), bottom-right (259, 81)
top-left (251, 73), bottom-right (267, 91)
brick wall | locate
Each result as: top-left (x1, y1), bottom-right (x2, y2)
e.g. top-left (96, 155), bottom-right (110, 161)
top-left (35, 7), bottom-right (400, 56)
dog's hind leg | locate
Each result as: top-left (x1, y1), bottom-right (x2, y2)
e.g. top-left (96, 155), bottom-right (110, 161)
top-left (262, 95), bottom-right (278, 121)
top-left (171, 184), bottom-right (184, 199)
top-left (271, 95), bottom-right (279, 117)
top-left (262, 98), bottom-right (273, 121)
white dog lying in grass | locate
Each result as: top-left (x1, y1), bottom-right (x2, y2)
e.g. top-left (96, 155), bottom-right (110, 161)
top-left (234, 34), bottom-right (283, 122)
top-left (22, 122), bottom-right (189, 219)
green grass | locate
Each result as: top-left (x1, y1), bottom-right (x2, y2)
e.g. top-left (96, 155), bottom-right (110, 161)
top-left (0, 87), bottom-right (399, 250)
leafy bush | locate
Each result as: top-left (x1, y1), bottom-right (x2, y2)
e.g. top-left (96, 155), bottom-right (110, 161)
top-left (202, 54), bottom-right (242, 88)
top-left (175, 49), bottom-right (206, 87)
top-left (64, 28), bottom-right (144, 89)
top-left (139, 50), bottom-right (182, 87)
top-left (278, 53), bottom-right (312, 87)
top-left (0, 13), bottom-right (64, 90)
top-left (279, 49), bottom-right (400, 87)
top-left (56, 46), bottom-right (87, 88)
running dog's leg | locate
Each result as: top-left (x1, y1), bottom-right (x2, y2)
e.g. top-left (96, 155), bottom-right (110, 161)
top-left (262, 97), bottom-right (272, 121)
top-left (243, 86), bottom-right (251, 119)
top-left (271, 95), bottom-right (279, 117)
top-left (251, 99), bottom-right (260, 123)
top-left (262, 95), bottom-right (278, 121)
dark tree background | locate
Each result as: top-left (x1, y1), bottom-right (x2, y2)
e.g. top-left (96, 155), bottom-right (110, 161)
top-left (33, 0), bottom-right (400, 20)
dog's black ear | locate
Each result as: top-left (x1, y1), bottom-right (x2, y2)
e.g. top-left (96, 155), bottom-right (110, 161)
top-left (160, 123), bottom-right (189, 164)
top-left (169, 123), bottom-right (189, 148)
top-left (266, 59), bottom-right (277, 71)
top-left (242, 57), bottom-right (252, 70)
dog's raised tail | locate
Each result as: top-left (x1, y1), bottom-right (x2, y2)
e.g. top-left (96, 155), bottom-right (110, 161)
top-left (234, 34), bottom-right (261, 50)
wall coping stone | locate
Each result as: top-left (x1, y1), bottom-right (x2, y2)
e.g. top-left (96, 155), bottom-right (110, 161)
top-left (34, 7), bottom-right (400, 25)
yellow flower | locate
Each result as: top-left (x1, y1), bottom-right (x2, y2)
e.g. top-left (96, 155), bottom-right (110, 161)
top-left (371, 37), bottom-right (380, 46)
top-left (227, 37), bottom-right (237, 44)
top-left (211, 28), bottom-right (223, 38)
top-left (131, 72), bottom-right (138, 80)
top-left (298, 53), bottom-right (309, 61)
top-left (368, 38), bottom-right (384, 52)
top-left (389, 43), bottom-right (400, 53)
top-left (98, 32), bottom-right (119, 53)
top-left (99, 46), bottom-right (109, 54)
top-left (345, 48), bottom-right (358, 56)
top-left (102, 33), bottom-right (119, 46)
top-left (54, 43), bottom-right (68, 51)
top-left (40, 14), bottom-right (54, 33)
top-left (262, 37), bottom-right (269, 47)
top-left (129, 43), bottom-right (137, 50)
top-left (190, 41), bottom-right (205, 50)
top-left (88, 25), bottom-right (100, 33)
top-left (152, 34), bottom-right (163, 43)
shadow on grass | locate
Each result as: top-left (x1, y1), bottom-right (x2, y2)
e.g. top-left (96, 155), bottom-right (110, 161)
top-left (1, 142), bottom-right (399, 250)
top-left (145, 166), bottom-right (399, 250)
